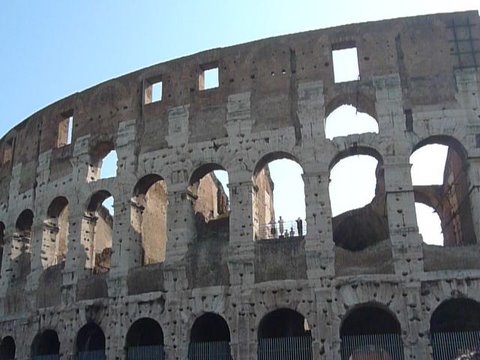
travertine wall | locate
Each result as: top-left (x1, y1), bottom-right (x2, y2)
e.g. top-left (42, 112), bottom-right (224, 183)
top-left (0, 10), bottom-right (479, 359)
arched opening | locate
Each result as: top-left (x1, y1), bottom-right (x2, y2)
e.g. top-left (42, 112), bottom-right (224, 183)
top-left (44, 197), bottom-right (69, 267)
top-left (188, 313), bottom-right (231, 359)
top-left (85, 191), bottom-right (114, 273)
top-left (0, 336), bottom-right (15, 360)
top-left (76, 322), bottom-right (106, 359)
top-left (253, 153), bottom-right (306, 240)
top-left (132, 175), bottom-right (168, 265)
top-left (188, 164), bottom-right (229, 242)
top-left (125, 318), bottom-right (164, 359)
top-left (414, 203), bottom-right (443, 246)
top-left (31, 329), bottom-right (60, 359)
top-left (329, 152), bottom-right (389, 251)
top-left (325, 104), bottom-right (378, 140)
top-left (12, 209), bottom-right (34, 281)
top-left (410, 139), bottom-right (475, 246)
top-left (258, 308), bottom-right (312, 360)
top-left (340, 304), bottom-right (403, 360)
top-left (431, 298), bottom-right (480, 359)
top-left (89, 141), bottom-right (118, 181)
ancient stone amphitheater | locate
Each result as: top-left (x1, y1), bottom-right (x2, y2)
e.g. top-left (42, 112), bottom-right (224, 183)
top-left (0, 10), bottom-right (479, 360)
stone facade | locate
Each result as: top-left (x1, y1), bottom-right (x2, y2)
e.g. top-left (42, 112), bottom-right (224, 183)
top-left (0, 10), bottom-right (479, 360)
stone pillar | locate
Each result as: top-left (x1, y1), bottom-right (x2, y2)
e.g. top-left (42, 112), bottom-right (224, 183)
top-left (375, 74), bottom-right (424, 276)
top-left (467, 158), bottom-right (480, 243)
top-left (314, 288), bottom-right (337, 360)
top-left (403, 282), bottom-right (430, 359)
top-left (105, 120), bottom-right (139, 296)
top-left (383, 159), bottom-right (424, 276)
top-left (455, 69), bottom-right (480, 245)
top-left (227, 172), bottom-right (255, 286)
top-left (164, 181), bottom-right (195, 291)
top-left (25, 220), bottom-right (45, 292)
top-left (0, 232), bottom-right (13, 297)
top-left (303, 169), bottom-right (335, 279)
top-left (62, 207), bottom-right (94, 300)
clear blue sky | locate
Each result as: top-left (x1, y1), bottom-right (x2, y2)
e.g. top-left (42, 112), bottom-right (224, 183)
top-left (1, 1), bottom-right (479, 138)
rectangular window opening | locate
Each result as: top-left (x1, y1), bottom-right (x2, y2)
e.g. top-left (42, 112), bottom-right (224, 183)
top-left (144, 77), bottom-right (163, 104)
top-left (332, 44), bottom-right (360, 83)
top-left (199, 64), bottom-right (219, 90)
top-left (58, 110), bottom-right (74, 147)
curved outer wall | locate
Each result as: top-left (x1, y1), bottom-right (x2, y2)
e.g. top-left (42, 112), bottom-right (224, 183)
top-left (0, 10), bottom-right (479, 359)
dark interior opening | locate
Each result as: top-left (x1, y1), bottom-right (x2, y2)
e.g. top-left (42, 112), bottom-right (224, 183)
top-left (431, 298), bottom-right (480, 333)
top-left (258, 308), bottom-right (310, 339)
top-left (126, 318), bottom-right (164, 347)
top-left (191, 313), bottom-right (231, 343)
top-left (0, 336), bottom-right (15, 360)
top-left (31, 330), bottom-right (60, 356)
top-left (340, 305), bottom-right (401, 336)
top-left (77, 322), bottom-right (105, 352)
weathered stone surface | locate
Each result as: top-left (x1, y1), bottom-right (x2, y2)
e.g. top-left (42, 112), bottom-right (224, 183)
top-left (0, 10), bottom-right (478, 359)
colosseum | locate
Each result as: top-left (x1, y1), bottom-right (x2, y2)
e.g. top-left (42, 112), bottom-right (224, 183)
top-left (0, 9), bottom-right (479, 360)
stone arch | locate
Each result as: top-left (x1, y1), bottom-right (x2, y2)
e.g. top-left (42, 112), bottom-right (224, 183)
top-left (411, 135), bottom-right (475, 246)
top-left (430, 298), bottom-right (480, 359)
top-left (253, 151), bottom-right (301, 177)
top-left (43, 196), bottom-right (69, 267)
top-left (132, 174), bottom-right (168, 265)
top-left (31, 329), bottom-right (60, 358)
top-left (340, 303), bottom-right (403, 360)
top-left (325, 91), bottom-right (377, 120)
top-left (0, 336), bottom-right (15, 360)
top-left (188, 163), bottom-right (229, 242)
top-left (125, 318), bottom-right (164, 359)
top-left (431, 297), bottom-right (480, 333)
top-left (325, 104), bottom-right (379, 140)
top-left (188, 312), bottom-right (232, 359)
top-left (329, 146), bottom-right (383, 172)
top-left (76, 322), bottom-right (106, 355)
top-left (257, 308), bottom-right (312, 359)
top-left (329, 147), bottom-right (389, 251)
top-left (84, 190), bottom-right (114, 273)
top-left (252, 151), bottom-right (305, 240)
top-left (12, 209), bottom-right (34, 281)
top-left (89, 140), bottom-right (117, 180)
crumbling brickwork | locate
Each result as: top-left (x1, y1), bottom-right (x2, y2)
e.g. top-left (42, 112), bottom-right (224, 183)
top-left (0, 10), bottom-right (479, 360)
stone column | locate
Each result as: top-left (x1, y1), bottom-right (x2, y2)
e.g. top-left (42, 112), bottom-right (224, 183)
top-left (383, 159), bottom-right (424, 276)
top-left (62, 207), bottom-right (93, 303)
top-left (0, 232), bottom-right (13, 298)
top-left (164, 181), bottom-right (195, 291)
top-left (227, 172), bottom-right (255, 286)
top-left (303, 168), bottom-right (335, 279)
top-left (25, 220), bottom-right (45, 292)
top-left (375, 74), bottom-right (424, 276)
top-left (402, 282), bottom-right (430, 359)
top-left (455, 69), bottom-right (480, 244)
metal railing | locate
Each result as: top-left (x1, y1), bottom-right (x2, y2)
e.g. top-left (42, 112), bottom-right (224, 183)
top-left (341, 334), bottom-right (404, 360)
top-left (32, 356), bottom-right (60, 360)
top-left (127, 345), bottom-right (165, 360)
top-left (188, 341), bottom-right (232, 359)
top-left (76, 350), bottom-right (106, 360)
top-left (258, 219), bottom-right (307, 239)
top-left (258, 336), bottom-right (313, 360)
top-left (432, 331), bottom-right (480, 360)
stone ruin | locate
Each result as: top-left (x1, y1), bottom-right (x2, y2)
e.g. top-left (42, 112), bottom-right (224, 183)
top-left (0, 10), bottom-right (479, 360)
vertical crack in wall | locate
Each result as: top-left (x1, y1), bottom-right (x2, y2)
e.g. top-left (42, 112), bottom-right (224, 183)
top-left (395, 34), bottom-right (410, 104)
top-left (289, 48), bottom-right (302, 145)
